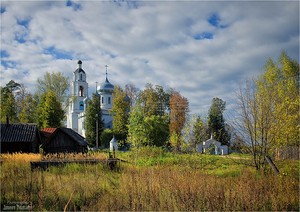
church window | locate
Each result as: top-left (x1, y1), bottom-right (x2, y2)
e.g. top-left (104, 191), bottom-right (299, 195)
top-left (108, 97), bottom-right (111, 104)
top-left (80, 74), bottom-right (82, 81)
top-left (102, 97), bottom-right (104, 104)
top-left (79, 101), bottom-right (84, 110)
top-left (79, 86), bottom-right (84, 97)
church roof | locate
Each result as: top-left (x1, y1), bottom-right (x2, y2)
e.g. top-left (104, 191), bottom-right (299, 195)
top-left (98, 76), bottom-right (114, 93)
top-left (74, 60), bottom-right (85, 74)
top-left (74, 67), bottom-right (85, 74)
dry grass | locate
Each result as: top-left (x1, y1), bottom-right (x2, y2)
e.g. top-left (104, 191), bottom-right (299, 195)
top-left (0, 153), bottom-right (41, 162)
top-left (41, 152), bottom-right (107, 161)
top-left (0, 152), bottom-right (299, 211)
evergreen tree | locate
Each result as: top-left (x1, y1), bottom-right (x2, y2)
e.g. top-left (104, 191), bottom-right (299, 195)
top-left (0, 80), bottom-right (20, 123)
top-left (208, 97), bottom-right (230, 145)
top-left (85, 93), bottom-right (103, 147)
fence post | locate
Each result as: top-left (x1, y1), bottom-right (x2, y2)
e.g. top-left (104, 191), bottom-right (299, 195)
top-left (265, 155), bottom-right (280, 175)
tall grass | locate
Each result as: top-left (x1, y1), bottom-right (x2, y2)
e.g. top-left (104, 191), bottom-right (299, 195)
top-left (1, 151), bottom-right (299, 211)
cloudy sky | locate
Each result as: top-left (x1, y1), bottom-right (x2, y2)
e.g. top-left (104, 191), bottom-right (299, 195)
top-left (1, 0), bottom-right (299, 116)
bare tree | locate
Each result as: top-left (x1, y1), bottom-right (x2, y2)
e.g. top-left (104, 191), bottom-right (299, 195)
top-left (235, 80), bottom-right (275, 170)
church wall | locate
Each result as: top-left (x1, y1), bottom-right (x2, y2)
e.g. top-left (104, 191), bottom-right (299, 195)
top-left (67, 60), bottom-right (114, 137)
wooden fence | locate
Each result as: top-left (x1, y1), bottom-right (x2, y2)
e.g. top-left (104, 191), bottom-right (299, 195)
top-left (274, 146), bottom-right (299, 160)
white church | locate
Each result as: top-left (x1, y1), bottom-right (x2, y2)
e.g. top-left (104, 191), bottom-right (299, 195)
top-left (67, 60), bottom-right (114, 137)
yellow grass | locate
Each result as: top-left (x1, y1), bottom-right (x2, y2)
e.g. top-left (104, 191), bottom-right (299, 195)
top-left (0, 152), bottom-right (299, 211)
top-left (0, 153), bottom-right (41, 162)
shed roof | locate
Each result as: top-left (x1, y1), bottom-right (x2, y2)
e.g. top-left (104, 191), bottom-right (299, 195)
top-left (41, 127), bottom-right (87, 147)
top-left (0, 123), bottom-right (39, 143)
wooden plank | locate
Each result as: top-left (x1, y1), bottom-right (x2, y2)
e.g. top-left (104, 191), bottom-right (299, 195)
top-left (30, 158), bottom-right (122, 171)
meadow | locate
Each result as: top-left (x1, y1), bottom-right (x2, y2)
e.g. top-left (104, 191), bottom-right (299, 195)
top-left (1, 148), bottom-right (299, 211)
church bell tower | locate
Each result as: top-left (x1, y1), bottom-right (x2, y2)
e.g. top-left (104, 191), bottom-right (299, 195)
top-left (67, 60), bottom-right (88, 132)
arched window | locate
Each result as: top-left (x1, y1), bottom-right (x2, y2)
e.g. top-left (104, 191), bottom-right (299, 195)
top-left (79, 86), bottom-right (84, 97)
top-left (80, 74), bottom-right (83, 81)
top-left (108, 97), bottom-right (111, 104)
top-left (79, 101), bottom-right (84, 110)
top-left (101, 97), bottom-right (104, 104)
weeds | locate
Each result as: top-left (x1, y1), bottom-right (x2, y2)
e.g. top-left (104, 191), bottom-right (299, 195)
top-left (1, 151), bottom-right (299, 211)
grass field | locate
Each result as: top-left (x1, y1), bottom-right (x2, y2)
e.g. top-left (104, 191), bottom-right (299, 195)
top-left (1, 148), bottom-right (299, 211)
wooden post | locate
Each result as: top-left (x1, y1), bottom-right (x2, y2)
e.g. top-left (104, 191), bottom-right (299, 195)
top-left (265, 155), bottom-right (280, 175)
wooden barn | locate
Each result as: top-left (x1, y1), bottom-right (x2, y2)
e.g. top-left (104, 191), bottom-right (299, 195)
top-left (0, 123), bottom-right (41, 153)
top-left (41, 127), bottom-right (88, 154)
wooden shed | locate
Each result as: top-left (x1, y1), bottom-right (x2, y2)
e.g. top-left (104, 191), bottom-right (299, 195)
top-left (0, 123), bottom-right (41, 153)
top-left (41, 127), bottom-right (88, 154)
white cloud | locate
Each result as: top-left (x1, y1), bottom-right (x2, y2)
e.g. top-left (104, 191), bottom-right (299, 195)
top-left (1, 0), bottom-right (299, 116)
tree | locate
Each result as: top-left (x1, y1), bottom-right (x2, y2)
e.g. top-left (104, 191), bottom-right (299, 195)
top-left (144, 115), bottom-right (169, 147)
top-left (236, 80), bottom-right (272, 170)
top-left (36, 91), bottom-right (64, 128)
top-left (169, 91), bottom-right (189, 151)
top-left (236, 51), bottom-right (299, 170)
top-left (193, 115), bottom-right (209, 148)
top-left (0, 80), bottom-right (21, 123)
top-left (127, 102), bottom-right (148, 148)
top-left (208, 97), bottom-right (230, 145)
top-left (264, 52), bottom-right (299, 147)
top-left (139, 83), bottom-right (171, 117)
top-left (85, 93), bottom-right (103, 147)
top-left (125, 83), bottom-right (139, 107)
top-left (36, 72), bottom-right (69, 103)
top-left (111, 85), bottom-right (130, 141)
top-left (139, 83), bottom-right (159, 117)
top-left (19, 94), bottom-right (37, 123)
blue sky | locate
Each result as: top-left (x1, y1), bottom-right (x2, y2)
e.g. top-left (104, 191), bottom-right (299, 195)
top-left (1, 0), bottom-right (299, 116)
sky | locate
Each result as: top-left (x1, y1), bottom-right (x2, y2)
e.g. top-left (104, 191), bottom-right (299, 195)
top-left (1, 0), bottom-right (299, 116)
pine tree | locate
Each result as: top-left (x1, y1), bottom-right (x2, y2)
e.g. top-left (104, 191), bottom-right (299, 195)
top-left (208, 97), bottom-right (230, 145)
top-left (0, 80), bottom-right (20, 123)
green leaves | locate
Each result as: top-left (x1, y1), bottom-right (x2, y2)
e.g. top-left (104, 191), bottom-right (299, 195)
top-left (85, 93), bottom-right (103, 147)
top-left (36, 72), bottom-right (69, 103)
top-left (36, 91), bottom-right (64, 128)
top-left (111, 85), bottom-right (130, 140)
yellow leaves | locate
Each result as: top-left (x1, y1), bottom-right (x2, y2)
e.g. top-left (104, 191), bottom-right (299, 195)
top-left (256, 51), bottom-right (299, 147)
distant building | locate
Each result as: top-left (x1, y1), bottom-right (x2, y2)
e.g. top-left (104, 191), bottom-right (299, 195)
top-left (110, 135), bottom-right (118, 152)
top-left (67, 61), bottom-right (114, 137)
top-left (197, 135), bottom-right (228, 155)
top-left (40, 127), bottom-right (87, 154)
top-left (0, 123), bottom-right (41, 153)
